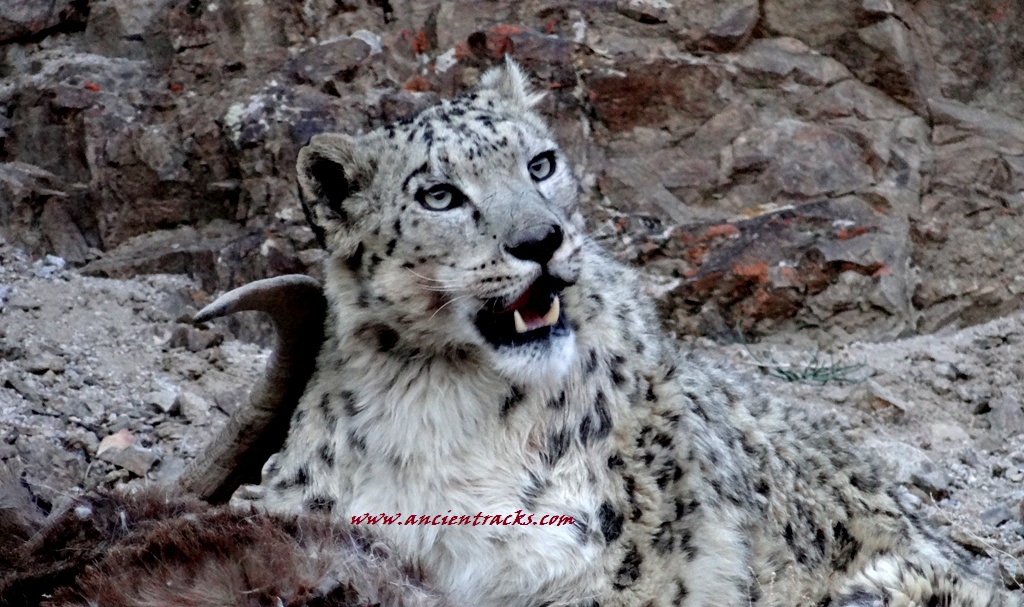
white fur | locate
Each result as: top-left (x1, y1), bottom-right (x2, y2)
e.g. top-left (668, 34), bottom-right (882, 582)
top-left (489, 332), bottom-right (577, 389)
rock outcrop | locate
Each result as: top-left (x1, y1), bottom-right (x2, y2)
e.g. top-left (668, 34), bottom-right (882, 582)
top-left (2, 0), bottom-right (1021, 341)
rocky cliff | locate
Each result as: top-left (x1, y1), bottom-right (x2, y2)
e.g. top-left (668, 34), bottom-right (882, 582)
top-left (2, 0), bottom-right (1022, 342)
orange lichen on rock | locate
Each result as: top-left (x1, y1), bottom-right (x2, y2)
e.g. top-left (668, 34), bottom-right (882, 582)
top-left (402, 76), bottom-right (431, 92)
top-left (732, 262), bottom-right (770, 281)
top-left (836, 226), bottom-right (870, 240)
top-left (706, 224), bottom-right (740, 238)
top-left (412, 29), bottom-right (430, 54)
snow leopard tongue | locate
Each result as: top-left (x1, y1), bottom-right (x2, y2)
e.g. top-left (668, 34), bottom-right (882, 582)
top-left (474, 275), bottom-right (570, 347)
top-left (502, 283), bottom-right (560, 333)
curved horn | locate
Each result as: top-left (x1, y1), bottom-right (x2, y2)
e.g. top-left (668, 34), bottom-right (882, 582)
top-left (179, 274), bottom-right (327, 503)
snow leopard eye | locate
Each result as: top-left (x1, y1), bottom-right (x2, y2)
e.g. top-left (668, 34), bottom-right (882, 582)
top-left (416, 184), bottom-right (466, 211)
top-left (528, 152), bottom-right (556, 182)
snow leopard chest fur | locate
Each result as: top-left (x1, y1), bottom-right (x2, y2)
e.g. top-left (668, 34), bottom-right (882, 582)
top-left (260, 245), bottom-right (665, 606)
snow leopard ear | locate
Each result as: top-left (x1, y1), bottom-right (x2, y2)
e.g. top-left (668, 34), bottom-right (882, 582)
top-left (478, 57), bottom-right (545, 113)
top-left (296, 133), bottom-right (374, 253)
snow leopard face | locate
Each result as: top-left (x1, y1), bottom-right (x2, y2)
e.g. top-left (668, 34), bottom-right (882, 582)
top-left (296, 60), bottom-right (586, 385)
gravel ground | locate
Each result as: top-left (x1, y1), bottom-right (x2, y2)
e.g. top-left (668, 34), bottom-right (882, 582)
top-left (0, 240), bottom-right (267, 512)
top-left (2, 236), bottom-right (1024, 589)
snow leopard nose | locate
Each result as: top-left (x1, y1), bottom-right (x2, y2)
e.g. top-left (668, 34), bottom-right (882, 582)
top-left (506, 223), bottom-right (564, 265)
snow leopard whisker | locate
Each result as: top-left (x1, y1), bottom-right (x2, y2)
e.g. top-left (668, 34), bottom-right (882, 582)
top-left (414, 283), bottom-right (466, 293)
top-left (429, 294), bottom-right (474, 320)
top-left (404, 268), bottom-right (464, 285)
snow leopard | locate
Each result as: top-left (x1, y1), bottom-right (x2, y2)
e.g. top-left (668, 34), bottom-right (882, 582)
top-left (253, 59), bottom-right (1016, 607)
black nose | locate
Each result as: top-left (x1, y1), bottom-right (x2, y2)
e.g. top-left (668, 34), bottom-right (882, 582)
top-left (506, 223), bottom-right (564, 265)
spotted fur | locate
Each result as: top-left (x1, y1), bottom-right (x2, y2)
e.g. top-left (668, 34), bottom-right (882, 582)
top-left (253, 59), bottom-right (1018, 607)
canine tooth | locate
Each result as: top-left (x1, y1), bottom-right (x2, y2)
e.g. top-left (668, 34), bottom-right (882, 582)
top-left (543, 296), bottom-right (560, 326)
top-left (513, 309), bottom-right (529, 334)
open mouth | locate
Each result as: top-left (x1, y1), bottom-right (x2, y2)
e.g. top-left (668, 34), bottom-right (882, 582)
top-left (474, 275), bottom-right (571, 347)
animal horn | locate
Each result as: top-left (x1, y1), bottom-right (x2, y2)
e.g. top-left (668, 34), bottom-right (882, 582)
top-left (179, 274), bottom-right (327, 503)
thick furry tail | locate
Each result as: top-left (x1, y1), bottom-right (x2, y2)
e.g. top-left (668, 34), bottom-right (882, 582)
top-left (834, 553), bottom-right (1019, 607)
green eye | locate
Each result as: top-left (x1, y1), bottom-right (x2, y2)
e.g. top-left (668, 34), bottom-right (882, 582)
top-left (416, 184), bottom-right (466, 211)
top-left (528, 152), bottom-right (556, 181)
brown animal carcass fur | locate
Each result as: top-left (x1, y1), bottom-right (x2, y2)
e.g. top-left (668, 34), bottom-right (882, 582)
top-left (0, 472), bottom-right (450, 607)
